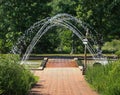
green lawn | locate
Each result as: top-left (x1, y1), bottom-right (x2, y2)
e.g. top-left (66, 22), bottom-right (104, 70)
top-left (23, 60), bottom-right (42, 69)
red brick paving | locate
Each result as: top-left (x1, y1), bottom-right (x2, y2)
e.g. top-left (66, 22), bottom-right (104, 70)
top-left (29, 59), bottom-right (98, 95)
top-left (46, 59), bottom-right (78, 67)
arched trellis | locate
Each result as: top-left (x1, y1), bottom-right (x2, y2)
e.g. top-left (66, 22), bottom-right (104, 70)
top-left (11, 13), bottom-right (101, 64)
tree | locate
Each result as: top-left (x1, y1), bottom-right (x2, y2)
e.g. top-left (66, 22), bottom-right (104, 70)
top-left (48, 0), bottom-right (78, 16)
top-left (47, 0), bottom-right (83, 54)
top-left (76, 0), bottom-right (120, 51)
top-left (0, 0), bottom-right (52, 53)
top-left (32, 27), bottom-right (61, 54)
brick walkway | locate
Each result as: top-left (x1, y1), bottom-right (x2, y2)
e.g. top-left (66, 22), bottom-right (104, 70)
top-left (29, 59), bottom-right (98, 95)
top-left (46, 59), bottom-right (78, 67)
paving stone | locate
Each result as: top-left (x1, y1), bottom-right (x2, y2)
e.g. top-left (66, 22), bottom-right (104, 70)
top-left (29, 59), bottom-right (98, 95)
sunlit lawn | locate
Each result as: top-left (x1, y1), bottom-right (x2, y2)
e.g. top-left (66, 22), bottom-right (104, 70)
top-left (30, 53), bottom-right (116, 57)
top-left (23, 60), bottom-right (42, 69)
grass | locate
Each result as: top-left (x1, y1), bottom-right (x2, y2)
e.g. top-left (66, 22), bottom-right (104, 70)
top-left (23, 60), bottom-right (42, 69)
top-left (28, 53), bottom-right (117, 56)
top-left (30, 54), bottom-right (90, 56)
top-left (0, 54), bottom-right (38, 95)
top-left (85, 60), bottom-right (120, 95)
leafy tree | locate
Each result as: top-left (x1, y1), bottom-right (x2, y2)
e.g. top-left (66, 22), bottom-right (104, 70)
top-left (0, 0), bottom-right (51, 53)
top-left (55, 28), bottom-right (84, 54)
top-left (47, 0), bottom-right (84, 54)
top-left (76, 0), bottom-right (120, 51)
top-left (48, 0), bottom-right (78, 16)
top-left (1, 0), bottom-right (120, 54)
top-left (32, 27), bottom-right (61, 54)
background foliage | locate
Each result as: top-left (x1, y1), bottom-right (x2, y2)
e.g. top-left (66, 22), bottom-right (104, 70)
top-left (0, 0), bottom-right (120, 54)
top-left (0, 54), bottom-right (38, 95)
top-left (102, 40), bottom-right (120, 53)
top-left (86, 60), bottom-right (120, 95)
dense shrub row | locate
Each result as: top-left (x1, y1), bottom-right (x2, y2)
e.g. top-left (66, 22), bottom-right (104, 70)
top-left (86, 60), bottom-right (120, 95)
top-left (0, 54), bottom-right (38, 95)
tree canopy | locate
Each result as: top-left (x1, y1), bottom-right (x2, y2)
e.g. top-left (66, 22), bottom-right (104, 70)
top-left (0, 0), bottom-right (120, 54)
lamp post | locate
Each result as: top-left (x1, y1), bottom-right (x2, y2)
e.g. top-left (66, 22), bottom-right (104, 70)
top-left (82, 38), bottom-right (88, 75)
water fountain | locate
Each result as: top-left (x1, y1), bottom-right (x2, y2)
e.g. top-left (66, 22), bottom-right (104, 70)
top-left (11, 13), bottom-right (107, 64)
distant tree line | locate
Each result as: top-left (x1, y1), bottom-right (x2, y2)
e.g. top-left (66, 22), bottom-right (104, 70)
top-left (0, 0), bottom-right (120, 54)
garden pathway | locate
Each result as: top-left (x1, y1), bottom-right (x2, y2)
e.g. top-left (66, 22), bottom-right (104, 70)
top-left (29, 59), bottom-right (98, 95)
top-left (46, 59), bottom-right (78, 67)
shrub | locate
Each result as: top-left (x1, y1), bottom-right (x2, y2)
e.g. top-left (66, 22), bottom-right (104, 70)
top-left (77, 60), bottom-right (83, 66)
top-left (102, 39), bottom-right (120, 53)
top-left (86, 60), bottom-right (120, 95)
top-left (93, 62), bottom-right (102, 67)
top-left (0, 54), bottom-right (38, 95)
top-left (115, 50), bottom-right (120, 58)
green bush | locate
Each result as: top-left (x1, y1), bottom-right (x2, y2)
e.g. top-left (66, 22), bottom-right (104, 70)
top-left (86, 60), bottom-right (120, 95)
top-left (102, 39), bottom-right (120, 53)
top-left (115, 50), bottom-right (120, 58)
top-left (93, 62), bottom-right (102, 67)
top-left (0, 54), bottom-right (38, 95)
top-left (77, 60), bottom-right (83, 66)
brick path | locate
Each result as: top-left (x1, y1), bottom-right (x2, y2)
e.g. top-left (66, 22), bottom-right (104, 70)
top-left (29, 59), bottom-right (98, 95)
top-left (46, 59), bottom-right (78, 67)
